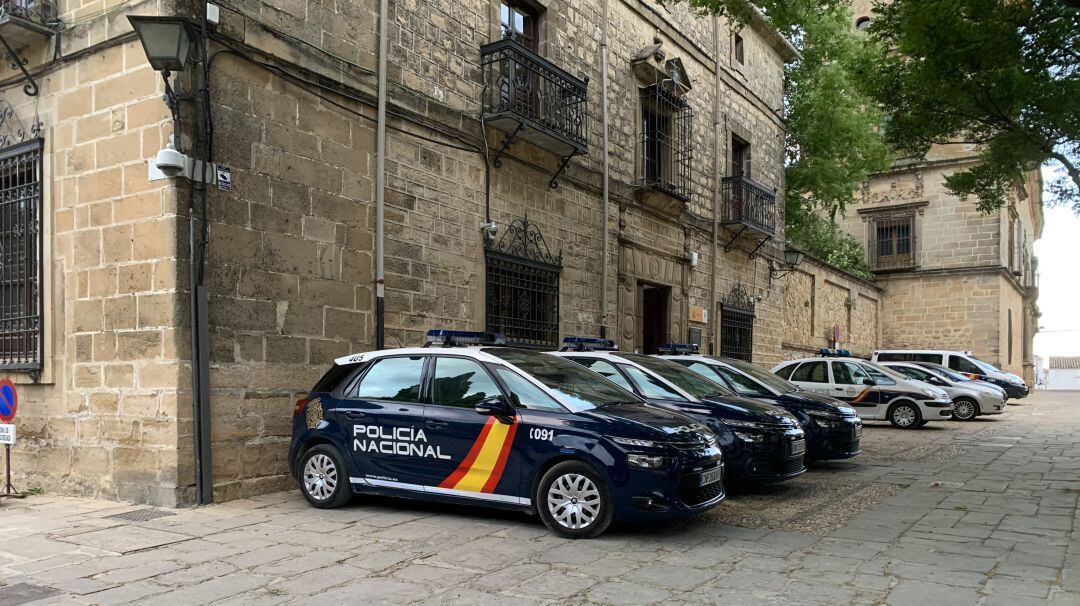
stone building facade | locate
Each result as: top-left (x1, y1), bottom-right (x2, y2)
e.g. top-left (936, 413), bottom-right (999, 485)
top-left (846, 2), bottom-right (1043, 384)
top-left (2, 0), bottom-right (824, 505)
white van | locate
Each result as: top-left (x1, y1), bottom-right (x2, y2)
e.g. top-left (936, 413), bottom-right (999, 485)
top-left (870, 350), bottom-right (1028, 400)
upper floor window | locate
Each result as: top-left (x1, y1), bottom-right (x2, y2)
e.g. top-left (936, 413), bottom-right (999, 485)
top-left (501, 0), bottom-right (539, 51)
top-left (733, 33), bottom-right (745, 64)
top-left (869, 213), bottom-right (916, 271)
top-left (730, 134), bottom-right (750, 177)
top-left (639, 84), bottom-right (693, 201)
top-left (0, 139), bottom-right (44, 376)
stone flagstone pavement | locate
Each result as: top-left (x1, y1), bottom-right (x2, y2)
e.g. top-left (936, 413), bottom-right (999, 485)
top-left (0, 390), bottom-right (1077, 605)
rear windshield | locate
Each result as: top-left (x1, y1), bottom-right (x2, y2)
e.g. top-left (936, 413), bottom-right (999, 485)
top-left (615, 353), bottom-right (732, 400)
top-left (484, 348), bottom-right (640, 409)
top-left (313, 363), bottom-right (359, 392)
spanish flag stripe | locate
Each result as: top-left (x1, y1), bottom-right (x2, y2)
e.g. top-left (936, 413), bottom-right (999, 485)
top-left (437, 417), bottom-right (496, 489)
top-left (852, 389), bottom-right (871, 403)
top-left (481, 421), bottom-right (519, 493)
top-left (453, 421), bottom-right (514, 492)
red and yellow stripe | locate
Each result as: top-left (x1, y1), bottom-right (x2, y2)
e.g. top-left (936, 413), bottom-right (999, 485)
top-left (851, 389), bottom-right (872, 403)
top-left (439, 417), bottom-right (518, 493)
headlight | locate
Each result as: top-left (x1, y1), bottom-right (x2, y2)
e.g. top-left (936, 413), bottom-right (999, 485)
top-left (627, 454), bottom-right (670, 469)
top-left (610, 436), bottom-right (659, 448)
top-left (732, 430), bottom-right (767, 444)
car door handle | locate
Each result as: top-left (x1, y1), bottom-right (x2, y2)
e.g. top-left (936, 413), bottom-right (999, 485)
top-left (425, 419), bottom-right (449, 430)
top-left (834, 387), bottom-right (844, 391)
top-left (343, 411), bottom-right (366, 420)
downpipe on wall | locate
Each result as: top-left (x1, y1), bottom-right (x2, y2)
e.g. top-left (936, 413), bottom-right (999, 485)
top-left (600, 0), bottom-right (610, 339)
top-left (374, 0), bottom-right (388, 349)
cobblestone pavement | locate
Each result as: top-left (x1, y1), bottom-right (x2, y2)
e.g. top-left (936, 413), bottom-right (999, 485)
top-left (1, 391), bottom-right (1077, 605)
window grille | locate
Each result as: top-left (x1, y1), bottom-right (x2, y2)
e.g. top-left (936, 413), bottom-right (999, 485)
top-left (639, 84), bottom-right (692, 201)
top-left (484, 217), bottom-right (561, 348)
top-left (0, 139), bottom-right (43, 376)
top-left (869, 213), bottom-right (916, 271)
top-left (720, 284), bottom-right (754, 362)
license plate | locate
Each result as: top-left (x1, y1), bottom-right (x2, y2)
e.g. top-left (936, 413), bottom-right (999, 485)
top-left (790, 440), bottom-right (806, 456)
top-left (699, 466), bottom-right (723, 487)
top-left (854, 425), bottom-right (862, 438)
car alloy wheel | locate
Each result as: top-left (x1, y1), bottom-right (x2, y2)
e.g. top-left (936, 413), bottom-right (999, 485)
top-left (547, 473), bottom-right (601, 530)
top-left (890, 403), bottom-right (920, 429)
top-left (297, 444), bottom-right (352, 508)
top-left (536, 460), bottom-right (613, 539)
top-left (952, 399), bottom-right (978, 421)
top-left (304, 453), bottom-right (338, 501)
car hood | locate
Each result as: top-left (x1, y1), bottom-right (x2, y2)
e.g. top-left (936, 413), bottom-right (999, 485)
top-left (580, 401), bottom-right (710, 441)
top-left (764, 390), bottom-right (855, 415)
top-left (972, 380), bottom-right (1007, 395)
top-left (1004, 372), bottom-right (1025, 385)
top-left (697, 394), bottom-right (799, 424)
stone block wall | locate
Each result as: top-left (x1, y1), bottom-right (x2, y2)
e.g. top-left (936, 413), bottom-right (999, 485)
top-left (3, 0), bottom-right (187, 505)
top-left (780, 253), bottom-right (881, 360)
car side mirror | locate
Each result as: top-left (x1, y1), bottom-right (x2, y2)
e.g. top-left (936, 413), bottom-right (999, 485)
top-left (862, 378), bottom-right (877, 386)
top-left (474, 396), bottom-right (512, 417)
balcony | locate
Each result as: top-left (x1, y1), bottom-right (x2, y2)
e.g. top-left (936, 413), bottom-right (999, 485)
top-left (1, 1), bottom-right (56, 45)
top-left (480, 38), bottom-right (587, 184)
top-left (721, 176), bottom-right (777, 237)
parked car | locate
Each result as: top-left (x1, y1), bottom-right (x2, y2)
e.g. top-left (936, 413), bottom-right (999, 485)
top-left (870, 349), bottom-right (1028, 400)
top-left (655, 346), bottom-right (862, 461)
top-left (549, 338), bottom-right (806, 485)
top-left (290, 330), bottom-right (725, 539)
top-left (881, 361), bottom-right (1006, 421)
top-left (772, 350), bottom-right (953, 429)
top-left (912, 362), bottom-right (1010, 401)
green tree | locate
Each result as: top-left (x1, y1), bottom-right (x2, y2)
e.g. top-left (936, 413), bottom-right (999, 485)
top-left (672, 0), bottom-right (890, 266)
top-left (866, 0), bottom-right (1080, 212)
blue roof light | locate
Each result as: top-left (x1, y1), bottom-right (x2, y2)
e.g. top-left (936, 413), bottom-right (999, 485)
top-left (657, 343), bottom-right (699, 355)
top-left (426, 330), bottom-right (507, 347)
top-left (818, 348), bottom-right (851, 357)
top-left (560, 336), bottom-right (618, 351)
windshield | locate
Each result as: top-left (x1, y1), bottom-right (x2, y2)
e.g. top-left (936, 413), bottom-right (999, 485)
top-left (861, 360), bottom-right (907, 382)
top-left (969, 356), bottom-right (1001, 374)
top-left (712, 357), bottom-right (798, 394)
top-left (615, 353), bottom-right (733, 399)
top-left (484, 349), bottom-right (639, 409)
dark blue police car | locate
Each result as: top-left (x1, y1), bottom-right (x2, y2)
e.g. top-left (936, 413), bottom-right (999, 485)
top-left (656, 346), bottom-right (862, 461)
top-left (549, 339), bottom-right (807, 485)
top-left (290, 331), bottom-right (725, 539)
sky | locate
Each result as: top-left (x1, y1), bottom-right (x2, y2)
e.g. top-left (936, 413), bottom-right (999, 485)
top-left (1032, 177), bottom-right (1080, 360)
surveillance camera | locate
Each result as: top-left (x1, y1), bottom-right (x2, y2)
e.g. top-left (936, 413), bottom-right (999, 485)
top-left (154, 144), bottom-right (188, 178)
top-left (480, 221), bottom-right (498, 235)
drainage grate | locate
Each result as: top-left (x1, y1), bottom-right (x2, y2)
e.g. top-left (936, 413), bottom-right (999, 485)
top-left (0, 583), bottom-right (63, 606)
top-left (105, 508), bottom-right (178, 522)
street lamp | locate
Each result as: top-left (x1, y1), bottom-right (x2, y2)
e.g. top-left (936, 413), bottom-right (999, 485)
top-left (769, 246), bottom-right (805, 280)
top-left (127, 16), bottom-right (196, 73)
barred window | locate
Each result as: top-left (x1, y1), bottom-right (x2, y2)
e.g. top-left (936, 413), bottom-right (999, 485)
top-left (869, 213), bottom-right (916, 271)
top-left (484, 217), bottom-right (561, 348)
top-left (639, 84), bottom-right (692, 201)
top-left (720, 284), bottom-right (754, 362)
top-left (0, 139), bottom-right (43, 374)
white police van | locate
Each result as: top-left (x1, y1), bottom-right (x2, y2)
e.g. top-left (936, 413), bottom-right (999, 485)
top-left (870, 350), bottom-right (1028, 400)
top-left (772, 350), bottom-right (953, 429)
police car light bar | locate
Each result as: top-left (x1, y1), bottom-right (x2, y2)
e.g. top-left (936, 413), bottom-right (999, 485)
top-left (818, 348), bottom-right (851, 357)
top-left (560, 336), bottom-right (618, 351)
top-left (657, 343), bottom-right (699, 355)
top-left (425, 330), bottom-right (507, 347)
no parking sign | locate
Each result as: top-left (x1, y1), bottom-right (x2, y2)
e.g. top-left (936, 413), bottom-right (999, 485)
top-left (0, 378), bottom-right (16, 423)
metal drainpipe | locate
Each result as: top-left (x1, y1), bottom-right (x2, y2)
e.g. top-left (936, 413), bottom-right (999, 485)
top-left (599, 0), bottom-right (610, 339)
top-left (710, 16), bottom-right (722, 355)
top-left (374, 0), bottom-right (388, 349)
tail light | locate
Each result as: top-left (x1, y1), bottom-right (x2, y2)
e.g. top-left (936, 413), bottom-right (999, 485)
top-left (293, 398), bottom-right (307, 417)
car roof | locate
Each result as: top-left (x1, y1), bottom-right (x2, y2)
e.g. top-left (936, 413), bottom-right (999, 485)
top-left (547, 351), bottom-right (699, 401)
top-left (874, 349), bottom-right (972, 355)
top-left (334, 346), bottom-right (515, 366)
top-left (777, 356), bottom-right (868, 364)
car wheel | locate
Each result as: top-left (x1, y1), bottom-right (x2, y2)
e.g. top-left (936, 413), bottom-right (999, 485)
top-left (888, 401), bottom-right (922, 429)
top-left (952, 398), bottom-right (979, 421)
top-left (298, 444), bottom-right (352, 508)
top-left (536, 461), bottom-right (613, 539)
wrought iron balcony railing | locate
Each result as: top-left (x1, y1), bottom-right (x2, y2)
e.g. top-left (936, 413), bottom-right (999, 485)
top-left (1, 1), bottom-right (56, 31)
top-left (721, 175), bottom-right (776, 236)
top-left (480, 38), bottom-right (588, 163)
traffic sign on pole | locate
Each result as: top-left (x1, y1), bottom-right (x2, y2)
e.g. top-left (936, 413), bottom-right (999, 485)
top-left (0, 378), bottom-right (17, 423)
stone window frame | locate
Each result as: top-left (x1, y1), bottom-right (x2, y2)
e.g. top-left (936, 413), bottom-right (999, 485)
top-left (728, 122), bottom-right (753, 179)
top-left (490, 0), bottom-right (551, 56)
top-left (857, 201), bottom-right (928, 273)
